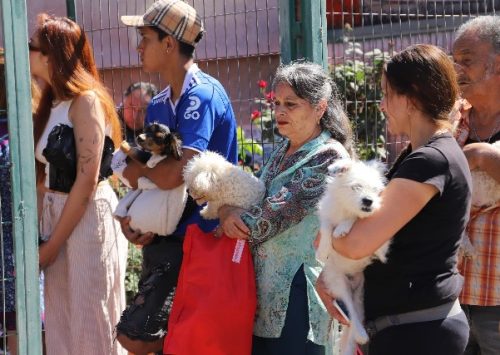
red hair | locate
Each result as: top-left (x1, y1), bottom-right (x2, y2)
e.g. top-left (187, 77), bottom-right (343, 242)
top-left (33, 14), bottom-right (121, 181)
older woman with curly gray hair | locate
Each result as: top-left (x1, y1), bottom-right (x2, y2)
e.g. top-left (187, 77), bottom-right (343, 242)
top-left (218, 62), bottom-right (354, 354)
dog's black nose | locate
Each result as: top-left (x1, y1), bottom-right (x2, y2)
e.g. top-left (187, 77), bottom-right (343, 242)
top-left (362, 198), bottom-right (373, 207)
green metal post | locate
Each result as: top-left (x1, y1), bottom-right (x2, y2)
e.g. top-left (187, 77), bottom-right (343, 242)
top-left (300, 0), bottom-right (328, 67)
top-left (279, 0), bottom-right (297, 64)
top-left (0, 0), bottom-right (42, 354)
top-left (66, 0), bottom-right (77, 21)
top-left (279, 0), bottom-right (328, 67)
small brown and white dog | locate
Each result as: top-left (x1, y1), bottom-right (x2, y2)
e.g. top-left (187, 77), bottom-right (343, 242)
top-left (121, 122), bottom-right (182, 167)
top-left (113, 122), bottom-right (187, 236)
top-left (183, 151), bottom-right (266, 220)
top-left (316, 159), bottom-right (387, 355)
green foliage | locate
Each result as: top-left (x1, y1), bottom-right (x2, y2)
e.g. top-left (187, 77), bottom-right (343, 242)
top-left (331, 43), bottom-right (389, 160)
top-left (125, 245), bottom-right (143, 303)
top-left (250, 91), bottom-right (278, 144)
top-left (112, 183), bottom-right (143, 303)
top-left (237, 126), bottom-right (263, 157)
top-left (239, 80), bottom-right (281, 172)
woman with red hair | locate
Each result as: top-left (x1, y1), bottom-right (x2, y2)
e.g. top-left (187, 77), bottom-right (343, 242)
top-left (30, 14), bottom-right (128, 354)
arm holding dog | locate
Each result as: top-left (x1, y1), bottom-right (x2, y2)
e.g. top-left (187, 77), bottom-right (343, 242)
top-left (122, 148), bottom-right (198, 190)
top-left (126, 83), bottom-right (221, 190)
top-left (237, 147), bottom-right (344, 245)
top-left (217, 205), bottom-right (249, 239)
top-left (328, 178), bottom-right (438, 260)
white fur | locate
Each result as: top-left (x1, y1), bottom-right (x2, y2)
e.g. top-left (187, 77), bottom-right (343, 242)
top-left (183, 151), bottom-right (266, 219)
top-left (470, 141), bottom-right (500, 207)
top-left (460, 141), bottom-right (500, 258)
top-left (316, 159), bottom-right (388, 355)
top-left (113, 152), bottom-right (187, 236)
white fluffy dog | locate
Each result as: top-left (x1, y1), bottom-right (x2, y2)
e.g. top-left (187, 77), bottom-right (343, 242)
top-left (461, 140), bottom-right (500, 258)
top-left (470, 140), bottom-right (500, 207)
top-left (183, 151), bottom-right (266, 219)
top-left (316, 159), bottom-right (388, 355)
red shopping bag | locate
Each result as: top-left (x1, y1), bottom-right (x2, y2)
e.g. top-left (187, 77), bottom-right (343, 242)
top-left (164, 224), bottom-right (256, 355)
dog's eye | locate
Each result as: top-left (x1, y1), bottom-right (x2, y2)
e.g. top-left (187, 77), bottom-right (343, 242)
top-left (350, 184), bottom-right (362, 191)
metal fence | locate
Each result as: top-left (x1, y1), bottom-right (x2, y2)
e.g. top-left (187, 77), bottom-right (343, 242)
top-left (0, 0), bottom-right (499, 354)
top-left (327, 0), bottom-right (499, 161)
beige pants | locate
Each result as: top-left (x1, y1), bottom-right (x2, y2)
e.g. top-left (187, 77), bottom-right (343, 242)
top-left (41, 183), bottom-right (129, 355)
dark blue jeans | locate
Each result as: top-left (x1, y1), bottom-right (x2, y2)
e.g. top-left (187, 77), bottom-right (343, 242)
top-left (368, 310), bottom-right (469, 355)
top-left (252, 266), bottom-right (326, 355)
top-left (463, 305), bottom-right (500, 355)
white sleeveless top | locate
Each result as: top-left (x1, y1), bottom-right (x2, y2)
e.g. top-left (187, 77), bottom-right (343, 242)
top-left (35, 100), bottom-right (73, 165)
top-left (35, 99), bottom-right (113, 188)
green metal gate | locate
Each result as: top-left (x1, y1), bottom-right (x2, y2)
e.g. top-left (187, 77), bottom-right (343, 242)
top-left (0, 0), bottom-right (41, 354)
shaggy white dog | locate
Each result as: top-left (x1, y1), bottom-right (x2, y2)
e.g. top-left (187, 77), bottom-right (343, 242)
top-left (471, 140), bottom-right (500, 207)
top-left (316, 159), bottom-right (387, 355)
top-left (183, 151), bottom-right (266, 219)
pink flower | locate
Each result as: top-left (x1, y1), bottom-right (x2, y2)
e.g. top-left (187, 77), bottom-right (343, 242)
top-left (251, 110), bottom-right (262, 120)
top-left (265, 91), bottom-right (275, 103)
top-left (257, 80), bottom-right (267, 89)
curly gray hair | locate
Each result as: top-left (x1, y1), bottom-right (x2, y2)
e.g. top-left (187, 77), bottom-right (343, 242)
top-left (455, 16), bottom-right (500, 53)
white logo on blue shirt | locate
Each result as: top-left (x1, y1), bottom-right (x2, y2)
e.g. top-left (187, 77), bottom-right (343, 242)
top-left (184, 96), bottom-right (201, 120)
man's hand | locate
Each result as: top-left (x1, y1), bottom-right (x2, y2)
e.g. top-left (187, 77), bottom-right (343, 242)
top-left (216, 205), bottom-right (250, 239)
top-left (122, 159), bottom-right (146, 190)
top-left (116, 216), bottom-right (155, 246)
top-left (315, 272), bottom-right (350, 325)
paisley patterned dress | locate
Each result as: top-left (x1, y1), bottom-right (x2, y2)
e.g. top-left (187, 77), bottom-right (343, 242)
top-left (241, 130), bottom-right (350, 345)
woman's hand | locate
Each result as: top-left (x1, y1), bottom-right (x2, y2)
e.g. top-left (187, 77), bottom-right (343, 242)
top-left (39, 240), bottom-right (62, 269)
top-left (313, 231), bottom-right (321, 250)
top-left (315, 272), bottom-right (349, 325)
top-left (216, 205), bottom-right (250, 239)
top-left (116, 216), bottom-right (155, 246)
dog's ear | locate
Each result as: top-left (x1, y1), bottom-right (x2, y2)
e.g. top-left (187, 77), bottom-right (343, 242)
top-left (192, 171), bottom-right (217, 194)
top-left (366, 160), bottom-right (387, 175)
top-left (166, 133), bottom-right (183, 160)
top-left (327, 159), bottom-right (352, 176)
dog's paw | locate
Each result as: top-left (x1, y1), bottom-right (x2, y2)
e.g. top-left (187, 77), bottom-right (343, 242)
top-left (355, 327), bottom-right (369, 344)
top-left (200, 206), bottom-right (209, 218)
top-left (200, 205), bottom-right (217, 220)
top-left (333, 220), bottom-right (355, 238)
top-left (460, 235), bottom-right (476, 259)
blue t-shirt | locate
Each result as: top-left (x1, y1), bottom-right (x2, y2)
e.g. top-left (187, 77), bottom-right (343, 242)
top-left (145, 64), bottom-right (237, 235)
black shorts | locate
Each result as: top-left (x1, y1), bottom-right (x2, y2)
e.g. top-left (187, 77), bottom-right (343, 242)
top-left (116, 235), bottom-right (183, 342)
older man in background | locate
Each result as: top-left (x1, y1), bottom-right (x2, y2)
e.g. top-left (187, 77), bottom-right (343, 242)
top-left (452, 15), bottom-right (500, 355)
top-left (119, 81), bottom-right (157, 143)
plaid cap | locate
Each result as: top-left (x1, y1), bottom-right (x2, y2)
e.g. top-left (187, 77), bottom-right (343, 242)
top-left (121, 0), bottom-right (204, 46)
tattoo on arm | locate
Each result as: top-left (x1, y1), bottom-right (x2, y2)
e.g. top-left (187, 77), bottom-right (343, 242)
top-left (77, 147), bottom-right (98, 175)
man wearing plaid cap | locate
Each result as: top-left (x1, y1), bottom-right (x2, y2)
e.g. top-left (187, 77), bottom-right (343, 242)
top-left (116, 1), bottom-right (237, 353)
